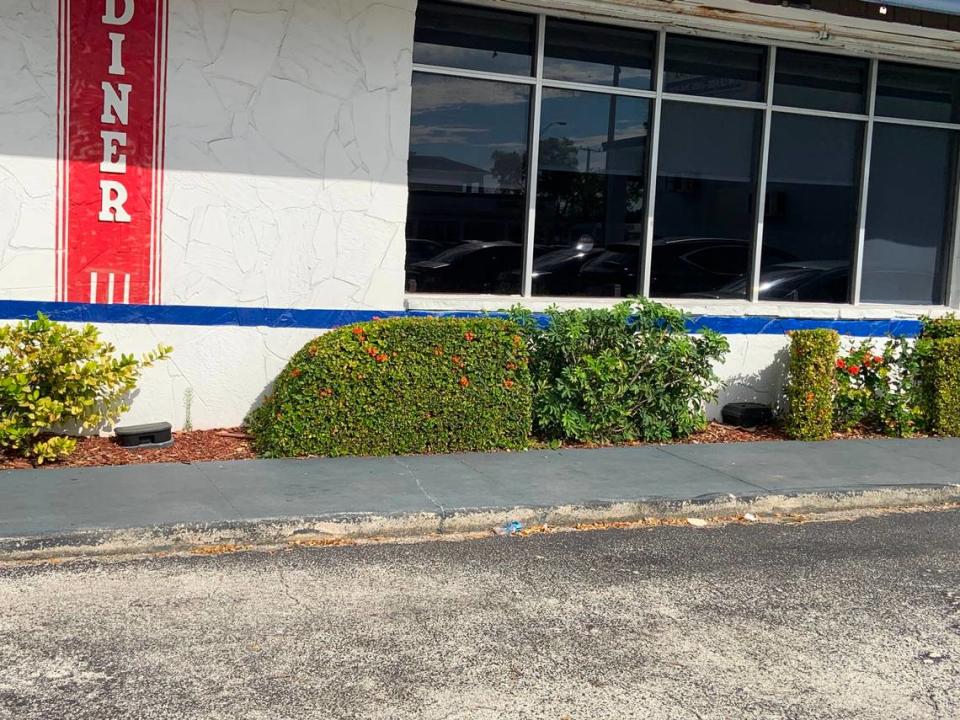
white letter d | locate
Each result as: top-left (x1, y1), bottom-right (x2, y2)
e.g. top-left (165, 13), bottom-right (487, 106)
top-left (103, 0), bottom-right (134, 26)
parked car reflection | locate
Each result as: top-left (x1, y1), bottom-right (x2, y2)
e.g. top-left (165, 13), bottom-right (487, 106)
top-left (578, 237), bottom-right (797, 298)
top-left (406, 240), bottom-right (523, 294)
top-left (688, 261), bottom-right (850, 303)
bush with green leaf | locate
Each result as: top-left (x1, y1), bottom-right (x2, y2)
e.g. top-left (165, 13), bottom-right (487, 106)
top-left (507, 298), bottom-right (729, 444)
top-left (783, 329), bottom-right (839, 441)
top-left (832, 338), bottom-right (926, 437)
top-left (928, 337), bottom-right (960, 436)
top-left (248, 317), bottom-right (532, 457)
top-left (0, 314), bottom-right (172, 463)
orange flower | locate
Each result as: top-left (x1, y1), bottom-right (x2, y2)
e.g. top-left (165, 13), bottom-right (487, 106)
top-left (319, 387), bottom-right (333, 398)
top-left (433, 346), bottom-right (444, 356)
top-left (464, 331), bottom-right (476, 341)
top-left (366, 346), bottom-right (379, 357)
top-left (376, 353), bottom-right (388, 363)
top-left (459, 376), bottom-right (469, 387)
top-left (451, 355), bottom-right (465, 368)
top-left (805, 391), bottom-right (814, 401)
top-left (503, 379), bottom-right (515, 389)
top-left (512, 335), bottom-right (522, 346)
top-left (505, 361), bottom-right (517, 371)
top-left (351, 326), bottom-right (365, 336)
top-left (289, 368), bottom-right (302, 378)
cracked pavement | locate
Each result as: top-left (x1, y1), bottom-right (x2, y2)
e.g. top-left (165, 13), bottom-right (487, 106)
top-left (1, 509), bottom-right (959, 719)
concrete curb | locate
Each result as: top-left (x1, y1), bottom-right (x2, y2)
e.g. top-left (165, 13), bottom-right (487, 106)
top-left (2, 484), bottom-right (958, 562)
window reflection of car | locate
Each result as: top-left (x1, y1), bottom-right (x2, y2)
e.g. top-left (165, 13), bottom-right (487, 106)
top-left (406, 238), bottom-right (444, 266)
top-left (406, 240), bottom-right (522, 293)
top-left (497, 235), bottom-right (603, 295)
top-left (688, 261), bottom-right (850, 303)
top-left (578, 237), bottom-right (795, 297)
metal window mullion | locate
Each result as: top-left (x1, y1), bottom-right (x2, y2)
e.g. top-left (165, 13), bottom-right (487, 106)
top-left (411, 63), bottom-right (537, 86)
top-left (851, 59), bottom-right (878, 306)
top-left (749, 47), bottom-right (776, 303)
top-left (945, 136), bottom-right (960, 308)
top-left (872, 115), bottom-right (960, 132)
top-left (640, 29), bottom-right (666, 298)
top-left (521, 14), bottom-right (546, 297)
top-left (541, 77), bottom-right (657, 100)
top-left (660, 92), bottom-right (766, 111)
top-left (770, 104), bottom-right (868, 123)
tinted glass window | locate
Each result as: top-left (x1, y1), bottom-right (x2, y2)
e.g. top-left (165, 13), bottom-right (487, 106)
top-left (774, 49), bottom-right (868, 114)
top-left (533, 89), bottom-right (651, 297)
top-left (406, 73), bottom-right (531, 294)
top-left (862, 125), bottom-right (957, 305)
top-left (543, 19), bottom-right (655, 90)
top-left (663, 35), bottom-right (766, 102)
top-left (413, 1), bottom-right (535, 76)
top-left (652, 102), bottom-right (762, 298)
top-left (760, 114), bottom-right (863, 303)
top-left (875, 62), bottom-right (960, 123)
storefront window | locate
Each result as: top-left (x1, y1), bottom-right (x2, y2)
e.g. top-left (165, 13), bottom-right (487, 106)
top-left (774, 49), bottom-right (868, 114)
top-left (651, 103), bottom-right (761, 299)
top-left (760, 114), bottom-right (863, 303)
top-left (663, 35), bottom-right (767, 102)
top-left (542, 18), bottom-right (655, 90)
top-left (406, 1), bottom-right (960, 306)
top-left (531, 90), bottom-right (651, 297)
top-left (875, 62), bottom-right (960, 124)
top-left (862, 125), bottom-right (958, 305)
top-left (406, 74), bottom-right (531, 294)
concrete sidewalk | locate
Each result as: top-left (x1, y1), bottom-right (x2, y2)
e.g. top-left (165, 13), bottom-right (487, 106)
top-left (1, 437), bottom-right (959, 557)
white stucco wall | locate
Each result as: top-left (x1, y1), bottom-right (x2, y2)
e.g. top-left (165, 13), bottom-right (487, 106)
top-left (162, 0), bottom-right (414, 310)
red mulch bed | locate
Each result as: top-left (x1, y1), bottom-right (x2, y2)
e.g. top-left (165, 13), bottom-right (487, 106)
top-left (0, 422), bottom-right (908, 470)
top-left (0, 429), bottom-right (255, 470)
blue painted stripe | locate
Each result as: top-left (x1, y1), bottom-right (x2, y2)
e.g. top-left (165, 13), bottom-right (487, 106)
top-left (0, 299), bottom-right (924, 337)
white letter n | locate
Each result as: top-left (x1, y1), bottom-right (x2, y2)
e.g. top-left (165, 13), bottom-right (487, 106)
top-left (101, 82), bottom-right (131, 125)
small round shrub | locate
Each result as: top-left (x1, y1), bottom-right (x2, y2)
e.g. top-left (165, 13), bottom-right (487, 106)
top-left (248, 317), bottom-right (532, 457)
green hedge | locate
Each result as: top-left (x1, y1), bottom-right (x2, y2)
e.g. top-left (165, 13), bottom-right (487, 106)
top-left (248, 317), bottom-right (532, 457)
top-left (783, 329), bottom-right (840, 441)
top-left (929, 337), bottom-right (960, 436)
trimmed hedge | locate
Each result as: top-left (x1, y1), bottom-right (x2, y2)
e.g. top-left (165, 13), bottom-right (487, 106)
top-left (929, 337), bottom-right (960, 436)
top-left (248, 317), bottom-right (532, 457)
top-left (920, 313), bottom-right (960, 341)
top-left (783, 329), bottom-right (840, 441)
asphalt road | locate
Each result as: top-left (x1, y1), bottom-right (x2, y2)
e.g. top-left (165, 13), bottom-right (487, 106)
top-left (1, 510), bottom-right (959, 720)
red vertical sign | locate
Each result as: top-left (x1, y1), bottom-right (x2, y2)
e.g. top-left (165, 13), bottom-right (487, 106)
top-left (57, 0), bottom-right (169, 305)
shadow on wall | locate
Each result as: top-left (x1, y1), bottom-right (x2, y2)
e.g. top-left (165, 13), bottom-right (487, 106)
top-left (4, 0), bottom-right (417, 181)
top-left (709, 344), bottom-right (791, 420)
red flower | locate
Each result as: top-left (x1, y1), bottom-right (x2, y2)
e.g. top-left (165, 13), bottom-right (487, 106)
top-left (464, 331), bottom-right (476, 341)
top-left (862, 355), bottom-right (871, 366)
top-left (848, 365), bottom-right (860, 375)
top-left (836, 358), bottom-right (846, 369)
top-left (874, 355), bottom-right (883, 364)
top-left (459, 376), bottom-right (469, 387)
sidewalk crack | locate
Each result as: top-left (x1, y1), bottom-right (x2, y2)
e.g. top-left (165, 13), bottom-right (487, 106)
top-left (394, 457), bottom-right (446, 532)
top-left (654, 446), bottom-right (771, 495)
